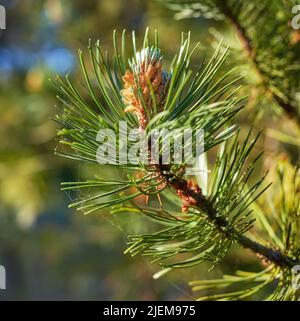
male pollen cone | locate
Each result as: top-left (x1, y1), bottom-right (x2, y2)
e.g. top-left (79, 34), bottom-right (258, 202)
top-left (121, 48), bottom-right (168, 129)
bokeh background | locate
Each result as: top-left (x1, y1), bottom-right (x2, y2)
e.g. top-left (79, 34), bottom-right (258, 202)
top-left (0, 0), bottom-right (299, 300)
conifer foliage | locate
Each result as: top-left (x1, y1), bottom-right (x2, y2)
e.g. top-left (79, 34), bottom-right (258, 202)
top-left (53, 28), bottom-right (300, 301)
top-left (162, 0), bottom-right (300, 126)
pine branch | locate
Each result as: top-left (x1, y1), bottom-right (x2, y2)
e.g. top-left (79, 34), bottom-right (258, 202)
top-left (163, 0), bottom-right (300, 127)
top-left (157, 163), bottom-right (297, 268)
top-left (54, 29), bottom-right (300, 300)
top-left (218, 1), bottom-right (300, 126)
top-left (190, 161), bottom-right (300, 300)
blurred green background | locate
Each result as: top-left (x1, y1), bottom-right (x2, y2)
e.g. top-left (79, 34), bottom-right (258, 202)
top-left (0, 0), bottom-right (298, 300)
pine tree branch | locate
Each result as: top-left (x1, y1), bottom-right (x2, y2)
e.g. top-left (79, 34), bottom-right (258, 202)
top-left (159, 164), bottom-right (297, 268)
top-left (219, 1), bottom-right (300, 127)
top-left (55, 29), bottom-right (300, 300)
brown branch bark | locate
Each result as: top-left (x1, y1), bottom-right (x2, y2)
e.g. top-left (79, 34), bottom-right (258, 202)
top-left (158, 165), bottom-right (297, 269)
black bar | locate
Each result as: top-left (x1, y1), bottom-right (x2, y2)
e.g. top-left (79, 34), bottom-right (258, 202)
top-left (0, 301), bottom-right (296, 319)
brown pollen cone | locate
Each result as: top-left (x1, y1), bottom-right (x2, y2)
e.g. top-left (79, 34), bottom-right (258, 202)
top-left (121, 51), bottom-right (167, 130)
